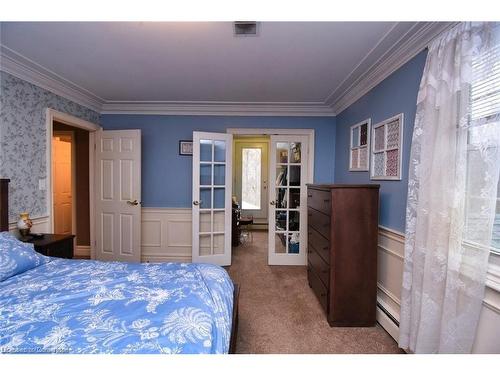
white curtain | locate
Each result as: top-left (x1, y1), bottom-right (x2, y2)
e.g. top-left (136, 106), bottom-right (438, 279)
top-left (399, 22), bottom-right (500, 353)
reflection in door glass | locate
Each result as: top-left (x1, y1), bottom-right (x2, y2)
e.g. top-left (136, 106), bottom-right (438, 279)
top-left (242, 148), bottom-right (261, 209)
top-left (214, 140), bottom-right (226, 162)
top-left (289, 165), bottom-right (301, 186)
top-left (288, 211), bottom-right (300, 231)
top-left (276, 142), bottom-right (288, 163)
top-left (276, 166), bottom-right (287, 186)
top-left (276, 188), bottom-right (287, 208)
top-left (288, 233), bottom-right (300, 254)
top-left (275, 210), bottom-right (287, 231)
top-left (275, 233), bottom-right (286, 253)
top-left (290, 142), bottom-right (301, 163)
top-left (289, 188), bottom-right (300, 209)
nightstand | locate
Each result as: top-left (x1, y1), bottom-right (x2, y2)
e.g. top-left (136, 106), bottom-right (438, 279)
top-left (22, 234), bottom-right (75, 259)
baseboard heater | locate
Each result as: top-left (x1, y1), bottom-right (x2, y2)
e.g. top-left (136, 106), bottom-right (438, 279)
top-left (377, 301), bottom-right (399, 327)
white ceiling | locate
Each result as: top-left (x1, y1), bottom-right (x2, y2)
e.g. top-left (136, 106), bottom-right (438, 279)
top-left (0, 22), bottom-right (454, 114)
top-left (1, 22), bottom-right (398, 102)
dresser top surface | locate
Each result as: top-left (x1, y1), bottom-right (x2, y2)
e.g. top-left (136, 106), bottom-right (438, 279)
top-left (307, 184), bottom-right (380, 189)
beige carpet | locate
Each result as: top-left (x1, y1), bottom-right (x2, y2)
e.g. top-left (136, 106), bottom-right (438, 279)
top-left (227, 231), bottom-right (404, 354)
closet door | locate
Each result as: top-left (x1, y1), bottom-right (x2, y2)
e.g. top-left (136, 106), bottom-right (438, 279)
top-left (268, 135), bottom-right (309, 265)
top-left (192, 132), bottom-right (233, 266)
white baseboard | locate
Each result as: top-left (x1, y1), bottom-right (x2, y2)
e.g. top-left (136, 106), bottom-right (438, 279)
top-left (75, 245), bottom-right (91, 258)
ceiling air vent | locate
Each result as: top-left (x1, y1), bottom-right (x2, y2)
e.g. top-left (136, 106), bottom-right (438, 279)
top-left (234, 21), bottom-right (258, 36)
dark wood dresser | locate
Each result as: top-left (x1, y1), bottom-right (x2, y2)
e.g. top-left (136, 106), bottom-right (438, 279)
top-left (307, 184), bottom-right (379, 327)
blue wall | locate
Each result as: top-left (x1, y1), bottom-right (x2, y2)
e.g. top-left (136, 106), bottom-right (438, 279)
top-left (100, 115), bottom-right (336, 208)
top-left (334, 50), bottom-right (427, 232)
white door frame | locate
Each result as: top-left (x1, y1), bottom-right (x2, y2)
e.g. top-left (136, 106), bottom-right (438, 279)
top-left (226, 128), bottom-right (314, 184)
top-left (46, 108), bottom-right (101, 258)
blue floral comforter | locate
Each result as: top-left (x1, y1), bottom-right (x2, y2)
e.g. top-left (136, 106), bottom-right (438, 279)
top-left (0, 259), bottom-right (234, 354)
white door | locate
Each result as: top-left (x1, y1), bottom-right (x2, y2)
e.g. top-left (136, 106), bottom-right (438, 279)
top-left (192, 132), bottom-right (233, 266)
top-left (233, 139), bottom-right (269, 223)
top-left (268, 135), bottom-right (309, 265)
top-left (95, 129), bottom-right (141, 262)
top-left (52, 132), bottom-right (74, 235)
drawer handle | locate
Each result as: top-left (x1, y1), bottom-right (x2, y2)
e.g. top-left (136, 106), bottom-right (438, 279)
top-left (320, 293), bottom-right (326, 297)
top-left (307, 250), bottom-right (312, 254)
top-left (323, 223), bottom-right (329, 228)
top-left (323, 246), bottom-right (329, 251)
top-left (323, 199), bottom-right (330, 203)
top-left (308, 231), bottom-right (312, 235)
top-left (322, 270), bottom-right (329, 274)
top-left (307, 194), bottom-right (312, 198)
top-left (308, 213), bottom-right (312, 217)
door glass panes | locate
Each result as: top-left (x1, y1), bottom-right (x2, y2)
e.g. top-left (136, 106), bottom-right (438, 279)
top-left (273, 141), bottom-right (303, 255)
top-left (200, 234), bottom-right (211, 256)
top-left (275, 210), bottom-right (287, 231)
top-left (214, 141), bottom-right (226, 162)
top-left (200, 188), bottom-right (211, 209)
top-left (289, 165), bottom-right (301, 186)
top-left (276, 142), bottom-right (288, 163)
top-left (242, 148), bottom-right (262, 210)
top-left (214, 164), bottom-right (225, 185)
top-left (196, 137), bottom-right (229, 257)
top-left (289, 188), bottom-right (300, 209)
top-left (275, 234), bottom-right (286, 253)
top-left (200, 140), bottom-right (212, 162)
top-left (200, 164), bottom-right (212, 185)
top-left (276, 188), bottom-right (287, 208)
top-left (290, 143), bottom-right (301, 163)
top-left (276, 166), bottom-right (287, 186)
top-left (200, 212), bottom-right (211, 233)
top-left (213, 234), bottom-right (225, 254)
top-left (214, 188), bottom-right (225, 208)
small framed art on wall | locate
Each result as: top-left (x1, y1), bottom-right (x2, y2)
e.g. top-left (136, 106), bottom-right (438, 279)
top-left (370, 113), bottom-right (404, 180)
top-left (179, 140), bottom-right (193, 156)
top-left (349, 118), bottom-right (371, 171)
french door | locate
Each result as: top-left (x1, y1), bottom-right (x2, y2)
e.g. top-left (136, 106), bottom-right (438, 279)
top-left (192, 132), bottom-right (233, 266)
top-left (268, 135), bottom-right (309, 265)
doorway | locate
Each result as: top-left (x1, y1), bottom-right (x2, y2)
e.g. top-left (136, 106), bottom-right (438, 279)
top-left (52, 121), bottom-right (91, 256)
top-left (233, 136), bottom-right (270, 230)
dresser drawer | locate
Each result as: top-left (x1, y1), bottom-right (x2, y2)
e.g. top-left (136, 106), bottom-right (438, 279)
top-left (308, 245), bottom-right (330, 287)
top-left (308, 263), bottom-right (328, 313)
top-left (307, 189), bottom-right (331, 215)
top-left (308, 226), bottom-right (330, 264)
top-left (308, 208), bottom-right (330, 240)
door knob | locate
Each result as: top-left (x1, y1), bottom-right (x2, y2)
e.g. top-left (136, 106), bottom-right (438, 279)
top-left (127, 199), bottom-right (139, 206)
top-left (193, 200), bottom-right (202, 206)
top-left (270, 201), bottom-right (275, 206)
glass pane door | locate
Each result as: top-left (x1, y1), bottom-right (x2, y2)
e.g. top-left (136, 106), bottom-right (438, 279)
top-left (268, 135), bottom-right (309, 265)
top-left (192, 132), bottom-right (232, 266)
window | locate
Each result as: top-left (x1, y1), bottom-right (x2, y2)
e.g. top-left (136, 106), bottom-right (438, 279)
top-left (241, 148), bottom-right (261, 210)
top-left (466, 36), bottom-right (500, 255)
top-left (349, 119), bottom-right (371, 171)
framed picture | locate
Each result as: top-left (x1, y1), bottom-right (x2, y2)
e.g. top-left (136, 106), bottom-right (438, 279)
top-left (179, 140), bottom-right (193, 156)
top-left (349, 118), bottom-right (371, 171)
top-left (370, 113), bottom-right (404, 180)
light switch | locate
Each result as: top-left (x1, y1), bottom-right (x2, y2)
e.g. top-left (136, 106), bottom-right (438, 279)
top-left (38, 178), bottom-right (46, 191)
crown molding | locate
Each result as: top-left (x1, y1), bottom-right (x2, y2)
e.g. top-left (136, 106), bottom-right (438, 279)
top-left (0, 22), bottom-right (457, 118)
top-left (101, 101), bottom-right (336, 117)
top-left (0, 44), bottom-right (104, 113)
top-left (328, 22), bottom-right (458, 115)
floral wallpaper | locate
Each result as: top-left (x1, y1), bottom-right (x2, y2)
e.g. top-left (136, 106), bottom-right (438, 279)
top-left (0, 71), bottom-right (100, 222)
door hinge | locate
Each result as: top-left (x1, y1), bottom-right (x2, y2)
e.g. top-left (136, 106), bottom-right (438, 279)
top-left (94, 143), bottom-right (96, 151)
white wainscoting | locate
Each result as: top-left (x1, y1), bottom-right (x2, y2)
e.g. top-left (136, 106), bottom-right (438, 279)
top-left (376, 226), bottom-right (500, 353)
top-left (141, 208), bottom-right (193, 263)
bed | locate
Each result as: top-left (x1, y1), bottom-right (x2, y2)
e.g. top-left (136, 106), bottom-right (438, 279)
top-left (0, 179), bottom-right (239, 354)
